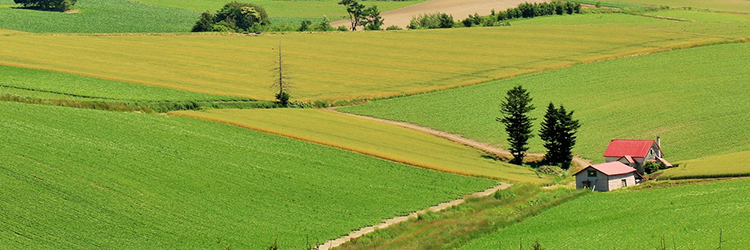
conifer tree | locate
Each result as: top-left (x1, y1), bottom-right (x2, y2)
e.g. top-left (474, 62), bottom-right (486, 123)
top-left (498, 85), bottom-right (535, 164)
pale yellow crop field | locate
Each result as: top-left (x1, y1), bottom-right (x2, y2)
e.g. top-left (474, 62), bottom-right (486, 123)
top-left (658, 150), bottom-right (750, 180)
top-left (171, 109), bottom-right (545, 183)
top-left (0, 15), bottom-right (729, 102)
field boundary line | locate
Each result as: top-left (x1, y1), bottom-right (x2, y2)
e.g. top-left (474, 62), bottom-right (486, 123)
top-left (325, 108), bottom-right (592, 169)
top-left (316, 183), bottom-right (512, 250)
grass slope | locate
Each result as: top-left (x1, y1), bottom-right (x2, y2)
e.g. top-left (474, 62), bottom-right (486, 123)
top-left (0, 0), bottom-right (197, 33)
top-left (341, 42), bottom-right (750, 163)
top-left (0, 102), bottom-right (495, 249)
top-left (171, 109), bottom-right (543, 183)
top-left (659, 150), bottom-right (750, 180)
top-left (0, 13), bottom-right (735, 102)
top-left (459, 179), bottom-right (750, 249)
top-left (589, 0), bottom-right (750, 13)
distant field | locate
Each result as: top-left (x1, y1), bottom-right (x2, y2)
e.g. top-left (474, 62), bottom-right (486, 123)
top-left (171, 109), bottom-right (544, 183)
top-left (341, 42), bottom-right (750, 163)
top-left (0, 13), bottom-right (734, 102)
top-left (0, 101), bottom-right (495, 249)
top-left (134, 0), bottom-right (425, 21)
top-left (0, 0), bottom-right (197, 33)
top-left (586, 0), bottom-right (750, 13)
top-left (459, 179), bottom-right (750, 249)
top-left (659, 151), bottom-right (750, 180)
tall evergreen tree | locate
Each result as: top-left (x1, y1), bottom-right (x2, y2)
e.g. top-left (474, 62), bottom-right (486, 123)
top-left (539, 103), bottom-right (580, 169)
top-left (556, 105), bottom-right (580, 169)
top-left (498, 85), bottom-right (535, 164)
top-left (539, 102), bottom-right (560, 164)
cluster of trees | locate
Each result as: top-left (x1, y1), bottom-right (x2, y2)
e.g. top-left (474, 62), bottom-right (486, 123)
top-left (461, 1), bottom-right (582, 27)
top-left (338, 0), bottom-right (384, 30)
top-left (497, 86), bottom-right (580, 169)
top-left (192, 2), bottom-right (271, 33)
top-left (297, 17), bottom-right (344, 32)
top-left (407, 12), bottom-right (455, 29)
top-left (13, 0), bottom-right (76, 11)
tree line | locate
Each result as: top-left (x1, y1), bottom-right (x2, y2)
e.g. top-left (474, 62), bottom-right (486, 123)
top-left (498, 86), bottom-right (580, 169)
top-left (409, 1), bottom-right (583, 29)
top-left (13, 0), bottom-right (76, 11)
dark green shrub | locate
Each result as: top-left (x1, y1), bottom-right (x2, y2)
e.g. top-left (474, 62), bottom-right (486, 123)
top-left (385, 25), bottom-right (402, 30)
top-left (408, 12), bottom-right (454, 29)
top-left (336, 25), bottom-right (348, 31)
top-left (315, 16), bottom-right (334, 31)
top-left (192, 2), bottom-right (270, 33)
top-left (644, 161), bottom-right (668, 174)
top-left (14, 0), bottom-right (76, 11)
top-left (275, 92), bottom-right (290, 107)
top-left (192, 11), bottom-right (215, 32)
top-left (298, 20), bottom-right (312, 31)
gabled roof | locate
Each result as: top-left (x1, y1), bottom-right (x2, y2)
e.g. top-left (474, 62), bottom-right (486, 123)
top-left (619, 155), bottom-right (635, 164)
top-left (574, 162), bottom-right (638, 177)
top-left (603, 139), bottom-right (657, 158)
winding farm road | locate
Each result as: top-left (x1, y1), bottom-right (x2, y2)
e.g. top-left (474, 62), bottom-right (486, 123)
top-left (326, 108), bottom-right (591, 169)
top-left (317, 182), bottom-right (512, 250)
top-left (331, 0), bottom-right (547, 29)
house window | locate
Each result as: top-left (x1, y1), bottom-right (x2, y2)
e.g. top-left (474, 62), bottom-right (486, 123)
top-left (588, 170), bottom-right (596, 177)
top-left (622, 179), bottom-right (627, 187)
top-left (582, 181), bottom-right (591, 188)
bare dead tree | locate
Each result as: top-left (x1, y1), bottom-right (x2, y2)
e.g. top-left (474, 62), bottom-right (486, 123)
top-left (271, 43), bottom-right (292, 106)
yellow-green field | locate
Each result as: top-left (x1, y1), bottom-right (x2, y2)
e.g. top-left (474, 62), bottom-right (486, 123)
top-left (171, 109), bottom-right (544, 183)
top-left (0, 13), bottom-right (734, 102)
top-left (658, 151), bottom-right (750, 180)
top-left (597, 0), bottom-right (750, 13)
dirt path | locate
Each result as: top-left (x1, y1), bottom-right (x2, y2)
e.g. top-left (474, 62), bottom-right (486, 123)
top-left (326, 108), bottom-right (591, 169)
top-left (317, 182), bottom-right (511, 250)
top-left (331, 0), bottom-right (547, 29)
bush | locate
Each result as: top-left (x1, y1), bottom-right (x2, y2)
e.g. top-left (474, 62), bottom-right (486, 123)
top-left (298, 20), bottom-right (312, 31)
top-left (385, 25), bottom-right (402, 30)
top-left (14, 0), bottom-right (76, 11)
top-left (315, 16), bottom-right (334, 31)
top-left (644, 161), bottom-right (668, 174)
top-left (336, 25), bottom-right (348, 31)
top-left (191, 2), bottom-right (270, 33)
top-left (407, 12), bottom-right (454, 29)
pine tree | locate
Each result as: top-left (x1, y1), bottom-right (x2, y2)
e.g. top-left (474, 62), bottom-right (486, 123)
top-left (539, 102), bottom-right (560, 164)
top-left (498, 85), bottom-right (535, 164)
top-left (271, 43), bottom-right (292, 106)
top-left (556, 105), bottom-right (580, 169)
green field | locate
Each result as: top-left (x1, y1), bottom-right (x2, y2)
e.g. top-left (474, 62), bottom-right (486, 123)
top-left (134, 0), bottom-right (425, 20)
top-left (171, 109), bottom-right (544, 183)
top-left (586, 0), bottom-right (750, 13)
top-left (341, 42), bottom-right (750, 163)
top-left (0, 13), bottom-right (735, 102)
top-left (659, 150), bottom-right (750, 180)
top-left (0, 101), bottom-right (496, 249)
top-left (0, 0), bottom-right (197, 33)
top-left (459, 179), bottom-right (750, 249)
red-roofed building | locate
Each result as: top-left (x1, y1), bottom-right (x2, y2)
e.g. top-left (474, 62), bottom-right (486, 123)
top-left (574, 162), bottom-right (643, 191)
top-left (603, 137), bottom-right (672, 174)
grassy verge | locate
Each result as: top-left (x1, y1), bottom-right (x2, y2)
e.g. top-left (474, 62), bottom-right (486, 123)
top-left (339, 185), bottom-right (586, 249)
top-left (459, 179), bottom-right (750, 249)
top-left (340, 41), bottom-right (750, 163)
top-left (0, 101), bottom-right (496, 249)
top-left (171, 109), bottom-right (545, 183)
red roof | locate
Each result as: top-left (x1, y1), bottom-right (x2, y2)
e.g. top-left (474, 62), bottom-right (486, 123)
top-left (603, 139), bottom-right (657, 158)
top-left (574, 162), bottom-right (638, 176)
top-left (620, 155), bottom-right (635, 164)
top-left (658, 158), bottom-right (673, 167)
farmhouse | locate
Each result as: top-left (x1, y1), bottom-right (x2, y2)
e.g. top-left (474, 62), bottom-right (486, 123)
top-left (574, 162), bottom-right (642, 191)
top-left (603, 137), bottom-right (672, 174)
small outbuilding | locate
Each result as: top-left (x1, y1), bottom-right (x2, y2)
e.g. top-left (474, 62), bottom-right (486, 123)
top-left (574, 162), bottom-right (643, 192)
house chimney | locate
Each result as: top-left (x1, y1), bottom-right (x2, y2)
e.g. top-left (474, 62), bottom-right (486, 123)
top-left (657, 136), bottom-right (661, 148)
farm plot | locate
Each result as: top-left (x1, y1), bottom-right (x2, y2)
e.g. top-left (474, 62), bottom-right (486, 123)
top-left (0, 0), bottom-right (197, 33)
top-left (586, 0), bottom-right (750, 13)
top-left (0, 101), bottom-right (496, 249)
top-left (458, 179), bottom-right (750, 249)
top-left (658, 150), bottom-right (750, 180)
top-left (133, 0), bottom-right (426, 21)
top-left (0, 16), bottom-right (730, 102)
top-left (341, 42), bottom-right (750, 163)
top-left (171, 109), bottom-right (544, 183)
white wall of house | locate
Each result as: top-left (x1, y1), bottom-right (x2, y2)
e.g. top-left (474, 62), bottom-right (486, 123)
top-left (606, 173), bottom-right (637, 191)
top-left (576, 169), bottom-right (638, 192)
top-left (575, 169), bottom-right (611, 192)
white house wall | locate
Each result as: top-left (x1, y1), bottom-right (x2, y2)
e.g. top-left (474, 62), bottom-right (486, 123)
top-left (606, 173), bottom-right (637, 191)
